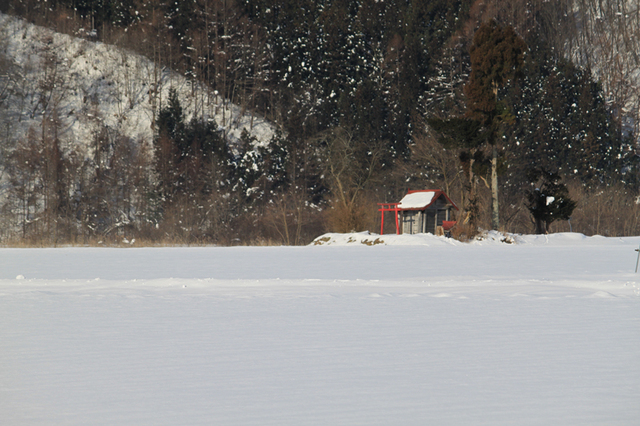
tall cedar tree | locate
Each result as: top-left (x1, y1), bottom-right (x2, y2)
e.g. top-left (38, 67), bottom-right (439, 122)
top-left (465, 20), bottom-right (526, 230)
top-left (427, 21), bottom-right (525, 233)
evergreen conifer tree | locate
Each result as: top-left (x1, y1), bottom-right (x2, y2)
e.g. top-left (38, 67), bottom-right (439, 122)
top-left (465, 20), bottom-right (526, 230)
top-left (525, 168), bottom-right (576, 234)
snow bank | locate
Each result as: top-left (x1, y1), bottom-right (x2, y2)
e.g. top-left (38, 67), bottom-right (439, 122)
top-left (311, 231), bottom-right (461, 246)
top-left (311, 230), bottom-right (630, 247)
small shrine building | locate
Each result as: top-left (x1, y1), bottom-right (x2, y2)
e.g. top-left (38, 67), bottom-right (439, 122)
top-left (378, 189), bottom-right (458, 235)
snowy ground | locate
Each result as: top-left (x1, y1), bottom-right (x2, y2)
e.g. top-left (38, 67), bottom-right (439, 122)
top-left (1, 232), bottom-right (639, 425)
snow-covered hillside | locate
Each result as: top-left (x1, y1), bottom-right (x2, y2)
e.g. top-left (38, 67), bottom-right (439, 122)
top-left (1, 233), bottom-right (639, 425)
top-left (570, 1), bottom-right (640, 142)
top-left (0, 13), bottom-right (275, 150)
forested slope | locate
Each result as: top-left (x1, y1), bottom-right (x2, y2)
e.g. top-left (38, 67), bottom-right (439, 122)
top-left (0, 0), bottom-right (638, 245)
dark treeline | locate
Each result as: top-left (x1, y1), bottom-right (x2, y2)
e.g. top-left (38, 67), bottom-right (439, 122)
top-left (1, 0), bottom-right (639, 245)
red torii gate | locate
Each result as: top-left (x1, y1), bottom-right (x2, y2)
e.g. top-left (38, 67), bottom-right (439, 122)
top-left (377, 202), bottom-right (401, 235)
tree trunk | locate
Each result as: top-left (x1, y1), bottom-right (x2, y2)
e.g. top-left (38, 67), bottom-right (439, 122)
top-left (533, 216), bottom-right (546, 235)
top-left (464, 155), bottom-right (479, 234)
top-left (491, 145), bottom-right (499, 230)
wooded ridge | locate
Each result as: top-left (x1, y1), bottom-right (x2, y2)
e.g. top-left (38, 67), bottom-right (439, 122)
top-left (0, 0), bottom-right (638, 245)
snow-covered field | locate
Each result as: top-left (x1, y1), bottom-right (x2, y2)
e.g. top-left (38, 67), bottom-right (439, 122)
top-left (1, 232), bottom-right (639, 425)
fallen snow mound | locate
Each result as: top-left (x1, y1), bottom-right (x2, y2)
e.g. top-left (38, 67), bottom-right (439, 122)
top-left (312, 231), bottom-right (461, 246)
top-left (312, 230), bottom-right (640, 247)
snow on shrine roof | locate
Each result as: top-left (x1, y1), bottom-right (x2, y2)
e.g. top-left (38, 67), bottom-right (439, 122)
top-left (397, 190), bottom-right (437, 209)
top-left (395, 190), bottom-right (458, 211)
